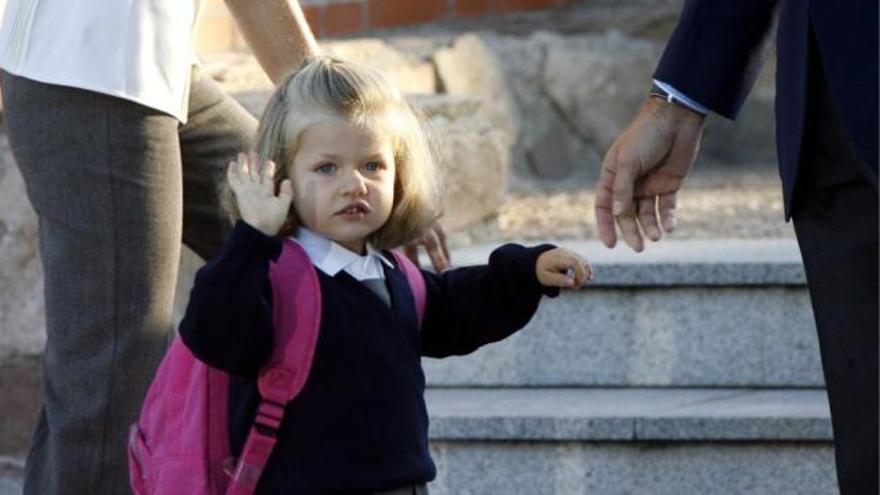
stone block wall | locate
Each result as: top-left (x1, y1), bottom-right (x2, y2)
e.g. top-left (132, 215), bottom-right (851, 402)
top-left (197, 0), bottom-right (575, 52)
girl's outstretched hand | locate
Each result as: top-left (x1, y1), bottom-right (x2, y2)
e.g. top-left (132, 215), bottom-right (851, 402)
top-left (227, 152), bottom-right (294, 236)
top-left (536, 248), bottom-right (592, 290)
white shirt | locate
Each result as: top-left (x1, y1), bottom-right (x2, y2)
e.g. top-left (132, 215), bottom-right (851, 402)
top-left (293, 227), bottom-right (393, 281)
top-left (0, 0), bottom-right (200, 122)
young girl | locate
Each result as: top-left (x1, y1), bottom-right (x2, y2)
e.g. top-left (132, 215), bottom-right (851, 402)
top-left (179, 56), bottom-right (591, 495)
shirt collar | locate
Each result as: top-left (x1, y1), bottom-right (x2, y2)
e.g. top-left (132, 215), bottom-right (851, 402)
top-left (292, 227), bottom-right (393, 279)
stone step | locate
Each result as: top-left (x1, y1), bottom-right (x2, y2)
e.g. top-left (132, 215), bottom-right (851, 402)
top-left (0, 239), bottom-right (819, 461)
top-left (425, 387), bottom-right (837, 495)
top-left (0, 388), bottom-right (835, 494)
top-left (449, 238), bottom-right (807, 286)
top-left (0, 458), bottom-right (22, 495)
top-left (426, 387), bottom-right (830, 442)
top-left (423, 239), bottom-right (824, 388)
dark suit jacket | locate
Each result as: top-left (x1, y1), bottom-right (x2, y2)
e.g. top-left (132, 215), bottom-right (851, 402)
top-left (654, 0), bottom-right (878, 215)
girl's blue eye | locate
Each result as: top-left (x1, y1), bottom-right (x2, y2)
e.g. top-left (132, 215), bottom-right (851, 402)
top-left (363, 161), bottom-right (381, 172)
top-left (316, 163), bottom-right (336, 174)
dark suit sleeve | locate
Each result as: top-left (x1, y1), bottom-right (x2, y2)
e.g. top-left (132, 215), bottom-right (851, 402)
top-left (178, 220), bottom-right (280, 378)
top-left (654, 0), bottom-right (779, 119)
top-left (419, 243), bottom-right (559, 358)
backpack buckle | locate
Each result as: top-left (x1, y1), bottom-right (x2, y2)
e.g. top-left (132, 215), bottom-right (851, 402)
top-left (253, 399), bottom-right (285, 437)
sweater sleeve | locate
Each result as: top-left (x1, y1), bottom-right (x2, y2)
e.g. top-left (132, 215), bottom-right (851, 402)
top-left (178, 220), bottom-right (281, 377)
top-left (419, 243), bottom-right (559, 358)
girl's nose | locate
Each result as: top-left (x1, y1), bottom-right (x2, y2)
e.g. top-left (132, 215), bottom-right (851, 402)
top-left (341, 171), bottom-right (368, 196)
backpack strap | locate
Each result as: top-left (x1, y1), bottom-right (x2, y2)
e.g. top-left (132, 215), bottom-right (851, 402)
top-left (227, 239), bottom-right (322, 495)
top-left (390, 250), bottom-right (427, 328)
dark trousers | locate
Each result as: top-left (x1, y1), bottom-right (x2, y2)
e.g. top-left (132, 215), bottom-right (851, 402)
top-left (373, 484), bottom-right (429, 495)
top-left (791, 51), bottom-right (879, 495)
top-left (2, 68), bottom-right (256, 494)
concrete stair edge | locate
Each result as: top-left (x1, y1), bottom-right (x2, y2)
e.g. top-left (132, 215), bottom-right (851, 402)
top-left (425, 387), bottom-right (832, 442)
top-left (441, 239), bottom-right (806, 286)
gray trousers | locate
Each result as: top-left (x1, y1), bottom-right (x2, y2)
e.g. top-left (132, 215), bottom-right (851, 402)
top-left (2, 67), bottom-right (256, 494)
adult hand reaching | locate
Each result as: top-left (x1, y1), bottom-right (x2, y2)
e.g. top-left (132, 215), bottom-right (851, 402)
top-left (595, 97), bottom-right (705, 252)
top-left (404, 221), bottom-right (451, 272)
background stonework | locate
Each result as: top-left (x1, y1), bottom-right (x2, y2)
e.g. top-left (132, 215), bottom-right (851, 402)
top-left (0, 0), bottom-right (789, 378)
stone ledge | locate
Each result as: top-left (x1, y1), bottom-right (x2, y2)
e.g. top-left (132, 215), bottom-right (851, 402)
top-left (423, 284), bottom-right (821, 387)
top-left (445, 239), bottom-right (806, 286)
top-left (426, 388), bottom-right (831, 442)
top-left (428, 442), bottom-right (836, 495)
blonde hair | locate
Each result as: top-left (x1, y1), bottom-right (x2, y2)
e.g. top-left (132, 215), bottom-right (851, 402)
top-left (224, 55), bottom-right (441, 249)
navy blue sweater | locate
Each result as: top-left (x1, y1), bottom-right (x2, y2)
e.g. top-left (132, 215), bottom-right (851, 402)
top-left (179, 221), bottom-right (557, 494)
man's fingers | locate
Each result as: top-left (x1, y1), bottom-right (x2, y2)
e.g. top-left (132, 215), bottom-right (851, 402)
top-left (402, 222), bottom-right (450, 273)
top-left (610, 153), bottom-right (638, 217)
top-left (638, 196), bottom-right (661, 242)
top-left (649, 118), bottom-right (700, 233)
top-left (601, 145), bottom-right (642, 256)
top-left (616, 211), bottom-right (644, 252)
top-left (403, 244), bottom-right (420, 267)
top-left (433, 223), bottom-right (450, 263)
top-left (596, 206), bottom-right (618, 249)
top-left (595, 152), bottom-right (619, 248)
top-left (423, 230), bottom-right (449, 272)
top-left (658, 193), bottom-right (678, 233)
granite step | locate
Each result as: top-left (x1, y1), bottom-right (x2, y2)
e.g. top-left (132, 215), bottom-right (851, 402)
top-left (1, 240), bottom-right (821, 460)
top-left (425, 387), bottom-right (837, 495)
top-left (0, 388), bottom-right (837, 495)
top-left (423, 239), bottom-right (824, 388)
top-left (0, 458), bottom-right (22, 495)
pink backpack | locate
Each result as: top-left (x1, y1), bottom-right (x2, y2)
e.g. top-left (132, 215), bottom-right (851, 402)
top-left (128, 240), bottom-right (426, 495)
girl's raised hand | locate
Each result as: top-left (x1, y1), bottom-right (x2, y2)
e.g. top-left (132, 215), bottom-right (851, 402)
top-left (536, 248), bottom-right (593, 290)
top-left (227, 152), bottom-right (294, 236)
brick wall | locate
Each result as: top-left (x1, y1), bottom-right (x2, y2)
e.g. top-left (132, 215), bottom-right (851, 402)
top-left (197, 0), bottom-right (572, 53)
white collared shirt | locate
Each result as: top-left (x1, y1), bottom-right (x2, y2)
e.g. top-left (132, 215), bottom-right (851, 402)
top-left (293, 227), bottom-right (393, 281)
top-left (0, 0), bottom-right (200, 122)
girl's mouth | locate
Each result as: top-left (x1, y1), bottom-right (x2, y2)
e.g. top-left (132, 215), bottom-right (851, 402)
top-left (334, 202), bottom-right (371, 218)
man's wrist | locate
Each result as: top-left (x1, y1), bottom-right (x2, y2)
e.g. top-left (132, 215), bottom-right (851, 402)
top-left (646, 93), bottom-right (706, 126)
top-left (650, 81), bottom-right (709, 117)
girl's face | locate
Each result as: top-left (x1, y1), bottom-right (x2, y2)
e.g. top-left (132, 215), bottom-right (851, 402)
top-left (288, 117), bottom-right (396, 254)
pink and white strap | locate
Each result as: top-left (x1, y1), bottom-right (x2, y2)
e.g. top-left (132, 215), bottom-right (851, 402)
top-left (226, 240), bottom-right (323, 495)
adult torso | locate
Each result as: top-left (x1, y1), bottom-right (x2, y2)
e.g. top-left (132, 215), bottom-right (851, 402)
top-left (0, 0), bottom-right (200, 121)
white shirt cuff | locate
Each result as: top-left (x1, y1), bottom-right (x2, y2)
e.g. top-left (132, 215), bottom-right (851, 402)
top-left (653, 79), bottom-right (711, 116)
